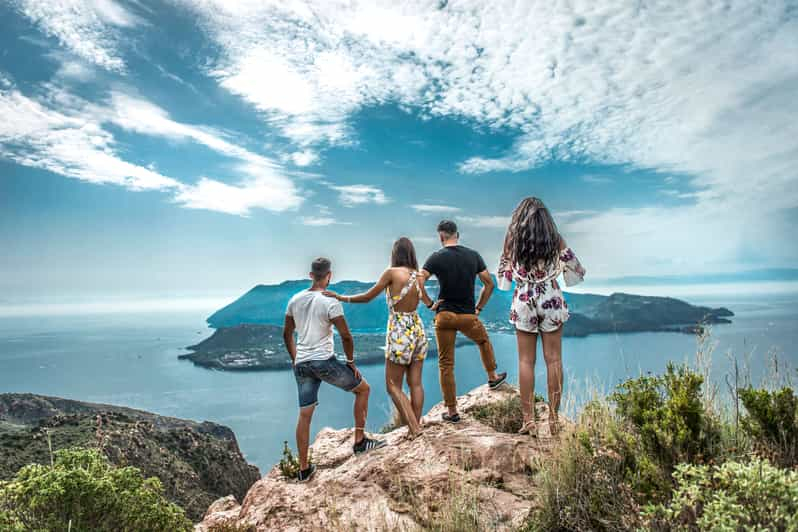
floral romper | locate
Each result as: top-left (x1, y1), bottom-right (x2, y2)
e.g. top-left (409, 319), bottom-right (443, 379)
top-left (385, 271), bottom-right (429, 365)
top-left (497, 247), bottom-right (586, 333)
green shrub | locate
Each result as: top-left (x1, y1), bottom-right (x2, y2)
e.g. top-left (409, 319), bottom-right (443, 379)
top-left (612, 363), bottom-right (721, 472)
top-left (278, 441), bottom-right (310, 479)
top-left (0, 447), bottom-right (191, 532)
top-left (643, 458), bottom-right (798, 531)
top-left (739, 386), bottom-right (798, 467)
top-left (577, 401), bottom-right (671, 502)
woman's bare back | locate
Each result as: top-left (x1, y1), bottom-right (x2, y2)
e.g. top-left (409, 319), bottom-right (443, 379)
top-left (386, 267), bottom-right (422, 313)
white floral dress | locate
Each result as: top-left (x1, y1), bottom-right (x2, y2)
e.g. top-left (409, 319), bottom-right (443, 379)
top-left (497, 247), bottom-right (586, 333)
top-left (385, 271), bottom-right (429, 365)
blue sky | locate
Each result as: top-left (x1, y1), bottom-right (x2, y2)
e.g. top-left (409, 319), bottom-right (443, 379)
top-left (1, 1), bottom-right (796, 300)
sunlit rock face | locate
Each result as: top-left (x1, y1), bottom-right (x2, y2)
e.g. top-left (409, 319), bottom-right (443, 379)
top-left (197, 384), bottom-right (567, 531)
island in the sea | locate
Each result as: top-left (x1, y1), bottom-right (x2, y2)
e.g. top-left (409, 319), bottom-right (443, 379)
top-left (179, 279), bottom-right (733, 371)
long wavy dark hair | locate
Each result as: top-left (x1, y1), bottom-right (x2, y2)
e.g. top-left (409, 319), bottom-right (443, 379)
top-left (503, 197), bottom-right (561, 271)
top-left (391, 237), bottom-right (419, 270)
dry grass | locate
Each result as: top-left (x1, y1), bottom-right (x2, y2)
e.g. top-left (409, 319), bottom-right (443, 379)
top-left (471, 393), bottom-right (546, 434)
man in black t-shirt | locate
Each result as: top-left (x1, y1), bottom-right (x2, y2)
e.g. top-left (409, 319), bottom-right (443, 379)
top-left (421, 220), bottom-right (507, 423)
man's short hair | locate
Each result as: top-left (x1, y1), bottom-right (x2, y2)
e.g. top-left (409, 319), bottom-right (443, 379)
top-left (311, 257), bottom-right (332, 280)
top-left (437, 219), bottom-right (458, 238)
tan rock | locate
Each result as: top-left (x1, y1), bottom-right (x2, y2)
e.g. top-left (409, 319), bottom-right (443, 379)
top-left (197, 384), bottom-right (566, 531)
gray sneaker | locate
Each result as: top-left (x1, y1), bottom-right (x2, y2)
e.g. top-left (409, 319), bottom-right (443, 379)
top-left (353, 436), bottom-right (386, 455)
top-left (297, 464), bottom-right (316, 482)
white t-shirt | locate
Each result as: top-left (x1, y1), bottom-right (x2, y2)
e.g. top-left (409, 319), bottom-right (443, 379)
top-left (286, 289), bottom-right (345, 364)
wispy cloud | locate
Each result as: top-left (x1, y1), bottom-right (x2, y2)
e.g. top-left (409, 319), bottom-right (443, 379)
top-left (411, 204), bottom-right (461, 214)
top-left (331, 184), bottom-right (389, 207)
top-left (11, 0), bottom-right (143, 71)
top-left (0, 87), bottom-right (179, 191)
top-left (177, 0), bottom-right (798, 273)
top-left (299, 216), bottom-right (351, 227)
top-left (458, 215), bottom-right (510, 229)
top-left (289, 150), bottom-right (319, 167)
top-left (0, 84), bottom-right (302, 215)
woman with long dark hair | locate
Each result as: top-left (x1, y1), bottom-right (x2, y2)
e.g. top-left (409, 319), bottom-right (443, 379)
top-left (323, 237), bottom-right (439, 438)
top-left (497, 197), bottom-right (585, 436)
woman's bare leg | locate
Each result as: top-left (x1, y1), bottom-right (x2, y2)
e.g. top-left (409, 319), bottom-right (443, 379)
top-left (516, 329), bottom-right (538, 424)
top-left (540, 327), bottom-right (564, 429)
top-left (406, 358), bottom-right (425, 422)
top-left (385, 360), bottom-right (421, 435)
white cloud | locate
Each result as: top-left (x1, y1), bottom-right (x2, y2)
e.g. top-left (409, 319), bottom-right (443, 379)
top-left (175, 0), bottom-right (798, 273)
top-left (0, 85), bottom-right (303, 215)
top-left (331, 184), bottom-right (389, 207)
top-left (174, 176), bottom-right (300, 216)
top-left (0, 88), bottom-right (179, 191)
top-left (0, 72), bottom-right (12, 89)
top-left (458, 216), bottom-right (511, 229)
top-left (289, 150), bottom-right (319, 167)
top-left (411, 204), bottom-right (461, 214)
top-left (11, 0), bottom-right (143, 71)
top-left (299, 216), bottom-right (351, 227)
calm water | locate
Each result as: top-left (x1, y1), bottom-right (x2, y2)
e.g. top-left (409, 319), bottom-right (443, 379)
top-left (0, 289), bottom-right (795, 473)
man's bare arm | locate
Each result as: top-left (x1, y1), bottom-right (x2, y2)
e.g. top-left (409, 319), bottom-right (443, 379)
top-left (331, 315), bottom-right (355, 362)
top-left (476, 269), bottom-right (495, 314)
top-left (331, 315), bottom-right (360, 379)
top-left (283, 315), bottom-right (297, 363)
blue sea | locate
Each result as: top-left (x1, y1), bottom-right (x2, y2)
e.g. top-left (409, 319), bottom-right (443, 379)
top-left (1, 284), bottom-right (796, 474)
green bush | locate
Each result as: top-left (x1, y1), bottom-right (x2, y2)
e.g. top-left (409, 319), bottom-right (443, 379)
top-left (0, 448), bottom-right (192, 532)
top-left (739, 386), bottom-right (798, 467)
top-left (278, 440), bottom-right (311, 479)
top-left (612, 363), bottom-right (721, 472)
top-left (643, 458), bottom-right (798, 531)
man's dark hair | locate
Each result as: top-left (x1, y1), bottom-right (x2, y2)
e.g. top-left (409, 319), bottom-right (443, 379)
top-left (437, 219), bottom-right (458, 239)
top-left (310, 257), bottom-right (332, 281)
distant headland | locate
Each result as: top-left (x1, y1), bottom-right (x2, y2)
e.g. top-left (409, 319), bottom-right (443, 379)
top-left (179, 279), bottom-right (733, 371)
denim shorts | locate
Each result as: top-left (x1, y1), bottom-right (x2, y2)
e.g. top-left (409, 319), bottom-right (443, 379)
top-left (293, 356), bottom-right (362, 408)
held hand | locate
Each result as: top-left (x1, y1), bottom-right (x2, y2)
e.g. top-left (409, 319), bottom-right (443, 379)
top-left (430, 299), bottom-right (444, 311)
top-left (322, 290), bottom-right (341, 300)
top-left (347, 361), bottom-right (362, 380)
top-left (475, 306), bottom-right (482, 316)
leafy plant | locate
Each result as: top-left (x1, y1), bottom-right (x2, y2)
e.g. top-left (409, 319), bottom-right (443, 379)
top-left (739, 386), bottom-right (798, 467)
top-left (612, 363), bottom-right (721, 472)
top-left (643, 458), bottom-right (798, 531)
top-left (0, 447), bottom-right (191, 532)
top-left (278, 441), bottom-right (310, 479)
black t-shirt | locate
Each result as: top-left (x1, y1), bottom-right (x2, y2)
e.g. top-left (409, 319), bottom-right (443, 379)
top-left (422, 245), bottom-right (488, 314)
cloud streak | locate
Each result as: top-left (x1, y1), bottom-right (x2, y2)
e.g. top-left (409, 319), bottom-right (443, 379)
top-left (176, 0), bottom-right (798, 272)
top-left (331, 184), bottom-right (389, 207)
top-left (0, 83), bottom-right (303, 215)
top-left (11, 0), bottom-right (143, 71)
top-left (411, 204), bottom-right (461, 214)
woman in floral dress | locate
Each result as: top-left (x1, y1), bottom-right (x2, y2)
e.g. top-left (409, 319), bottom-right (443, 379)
top-left (324, 237), bottom-right (439, 438)
top-left (497, 197), bottom-right (586, 436)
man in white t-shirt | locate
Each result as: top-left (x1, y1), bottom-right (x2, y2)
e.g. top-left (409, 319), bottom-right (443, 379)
top-left (283, 257), bottom-right (386, 482)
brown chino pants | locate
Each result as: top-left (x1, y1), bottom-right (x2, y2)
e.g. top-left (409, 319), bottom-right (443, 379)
top-left (434, 311), bottom-right (498, 408)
